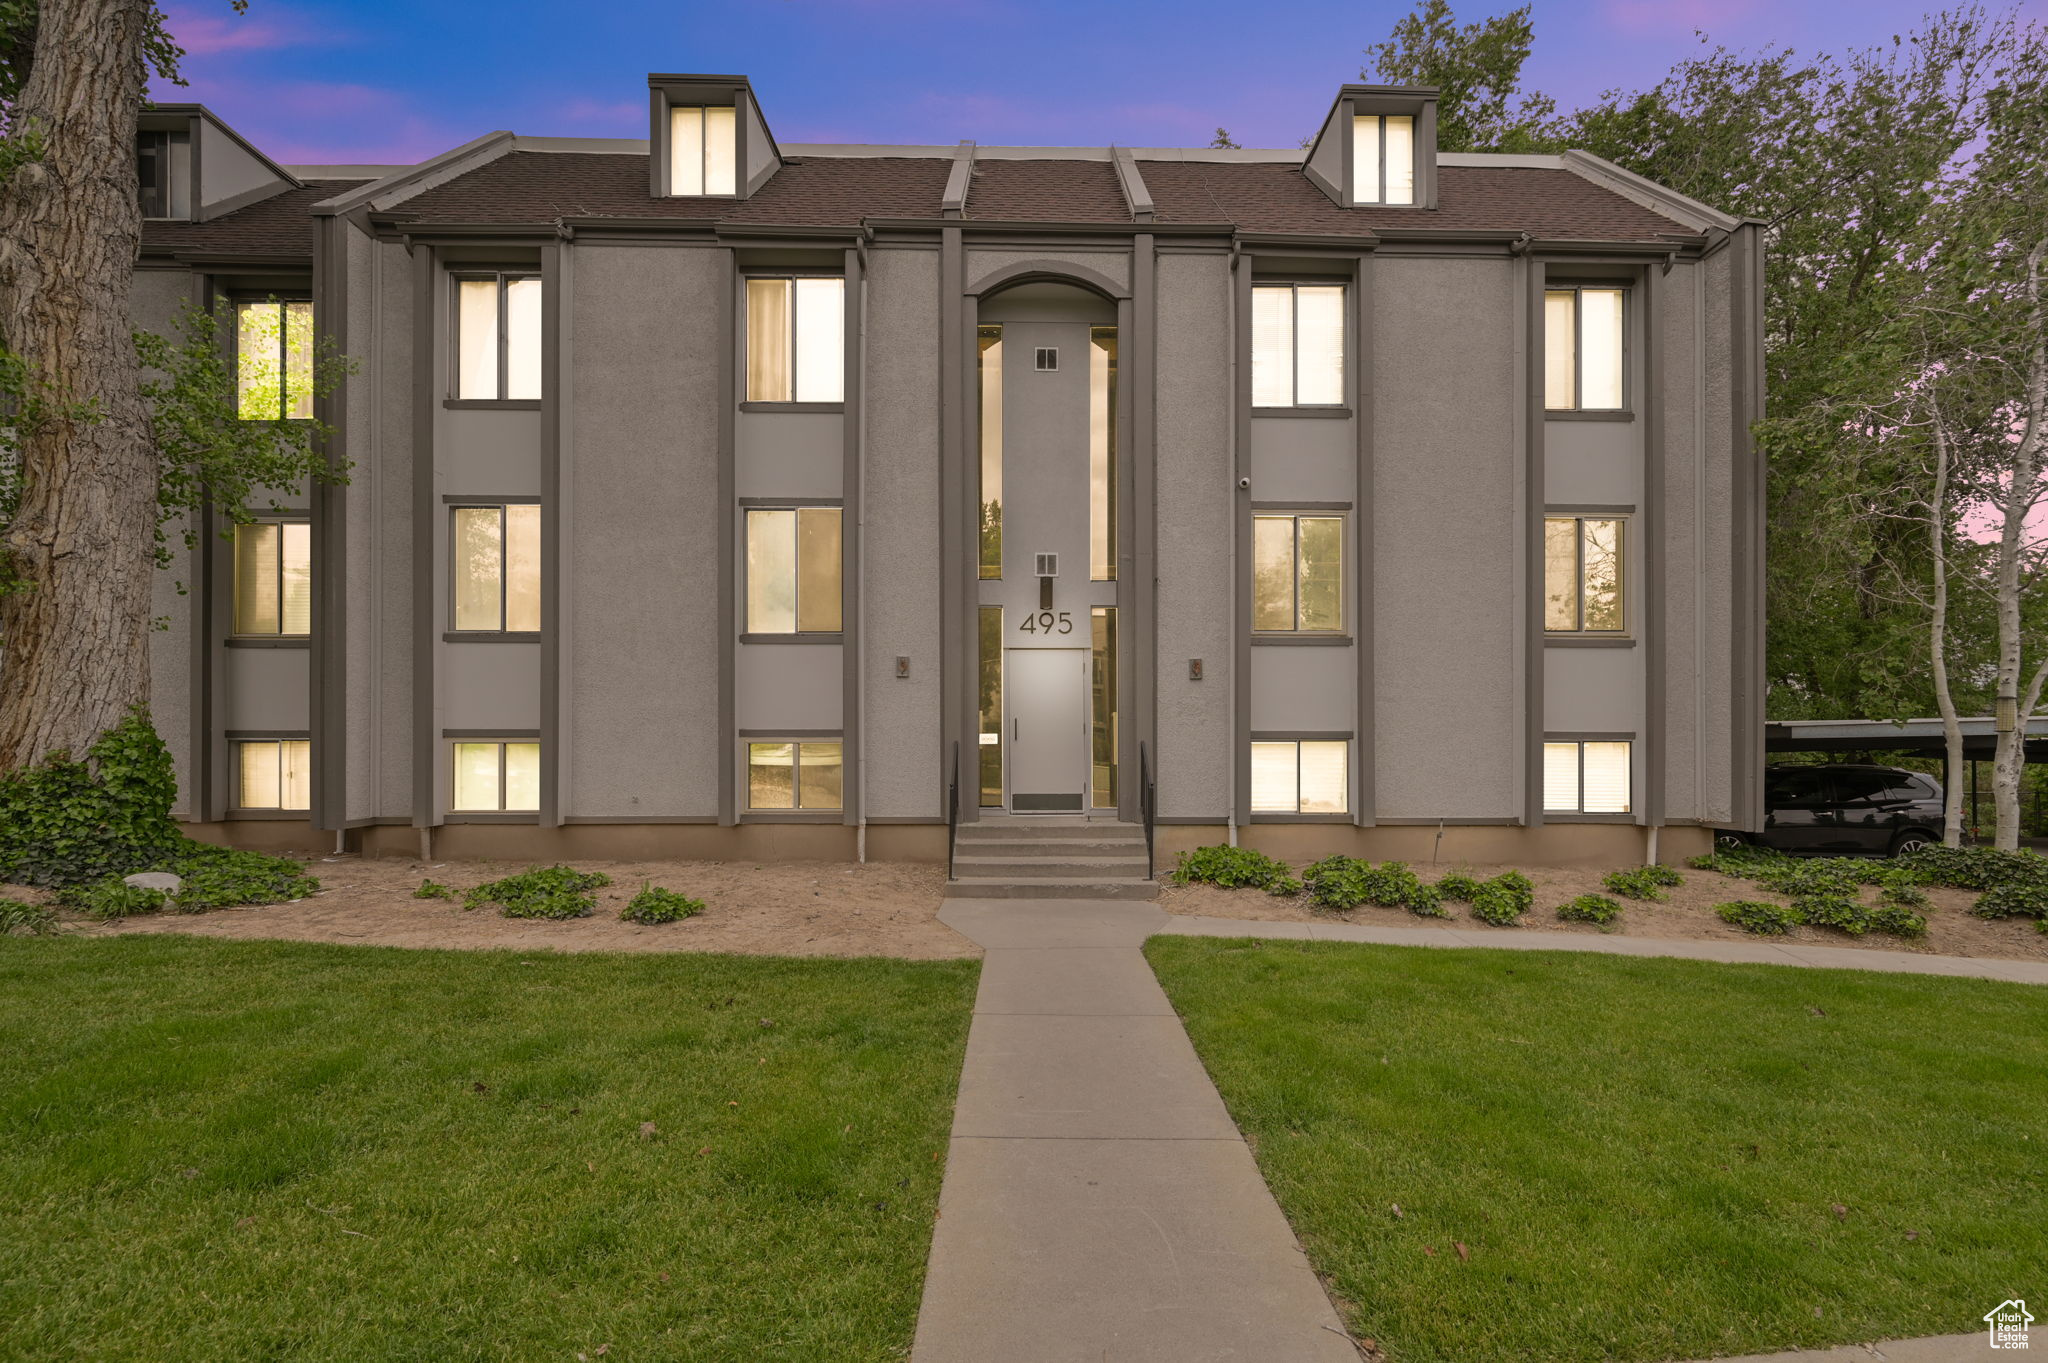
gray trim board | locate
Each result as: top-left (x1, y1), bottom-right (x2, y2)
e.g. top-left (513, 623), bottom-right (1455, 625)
top-left (1546, 636), bottom-right (1637, 649)
top-left (309, 214), bottom-right (344, 832)
top-left (539, 242), bottom-right (563, 829)
top-left (1352, 250), bottom-right (1376, 827)
top-left (1523, 256), bottom-right (1545, 828)
top-left (1129, 231), bottom-right (1157, 825)
top-left (737, 728), bottom-right (845, 739)
top-left (1251, 634), bottom-right (1352, 647)
top-left (442, 728), bottom-right (543, 738)
top-left (717, 247), bottom-right (738, 825)
top-left (966, 257), bottom-right (1130, 302)
top-left (561, 815), bottom-right (719, 825)
top-left (1232, 250), bottom-right (1253, 826)
top-left (941, 141), bottom-right (974, 218)
top-left (940, 225), bottom-right (971, 821)
top-left (740, 632), bottom-right (845, 644)
top-left (1250, 405), bottom-right (1350, 419)
top-left (443, 632), bottom-right (542, 643)
top-left (1373, 816), bottom-right (1519, 826)
top-left (411, 244), bottom-right (437, 828)
top-left (1546, 409), bottom-right (1634, 422)
top-left (1250, 730), bottom-right (1353, 741)
top-left (1732, 223), bottom-right (1767, 830)
top-left (1642, 262), bottom-right (1667, 831)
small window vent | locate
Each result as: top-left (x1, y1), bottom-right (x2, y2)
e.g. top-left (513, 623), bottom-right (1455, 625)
top-left (1034, 552), bottom-right (1059, 578)
top-left (1034, 347), bottom-right (1059, 372)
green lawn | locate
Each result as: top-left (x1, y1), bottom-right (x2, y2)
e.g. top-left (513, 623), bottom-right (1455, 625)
top-left (0, 936), bottom-right (978, 1361)
top-left (1145, 938), bottom-right (2046, 1363)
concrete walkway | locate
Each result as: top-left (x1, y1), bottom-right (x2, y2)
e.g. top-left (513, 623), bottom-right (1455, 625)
top-left (911, 899), bottom-right (1359, 1363)
top-left (1698, 1335), bottom-right (1995, 1361)
top-left (911, 899), bottom-right (2041, 1363)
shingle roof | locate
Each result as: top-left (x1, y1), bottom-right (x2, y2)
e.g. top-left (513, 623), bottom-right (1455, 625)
top-left (1137, 160), bottom-right (1689, 241)
top-left (390, 151), bottom-right (953, 225)
top-left (964, 158), bottom-right (1130, 222)
top-left (139, 179), bottom-right (357, 259)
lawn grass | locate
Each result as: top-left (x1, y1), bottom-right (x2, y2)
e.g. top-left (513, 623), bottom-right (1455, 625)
top-left (0, 935), bottom-right (978, 1361)
top-left (1144, 937), bottom-right (2046, 1363)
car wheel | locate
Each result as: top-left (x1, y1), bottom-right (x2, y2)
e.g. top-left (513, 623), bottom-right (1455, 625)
top-left (1714, 832), bottom-right (1749, 852)
top-left (1890, 831), bottom-right (1935, 858)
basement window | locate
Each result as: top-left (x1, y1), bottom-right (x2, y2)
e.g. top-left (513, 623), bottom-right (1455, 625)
top-left (1252, 739), bottom-right (1349, 814)
top-left (1543, 740), bottom-right (1632, 814)
top-left (747, 740), bottom-right (844, 811)
top-left (235, 738), bottom-right (311, 810)
top-left (453, 741), bottom-right (541, 812)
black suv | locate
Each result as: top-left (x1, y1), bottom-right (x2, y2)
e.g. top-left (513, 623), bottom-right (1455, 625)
top-left (1751, 763), bottom-right (1944, 857)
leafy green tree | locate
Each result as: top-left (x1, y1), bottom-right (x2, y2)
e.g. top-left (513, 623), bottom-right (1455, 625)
top-left (1362, 0), bottom-right (1559, 152)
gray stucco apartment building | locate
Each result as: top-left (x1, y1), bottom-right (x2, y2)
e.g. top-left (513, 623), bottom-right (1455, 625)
top-left (133, 75), bottom-right (1765, 869)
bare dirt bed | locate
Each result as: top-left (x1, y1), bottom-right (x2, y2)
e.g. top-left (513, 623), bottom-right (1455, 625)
top-left (1159, 861), bottom-right (2048, 962)
top-left (52, 852), bottom-right (974, 960)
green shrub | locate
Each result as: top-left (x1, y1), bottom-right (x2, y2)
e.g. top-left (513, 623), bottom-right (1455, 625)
top-left (0, 901), bottom-right (57, 935)
top-left (1795, 892), bottom-right (1870, 935)
top-left (1878, 880), bottom-right (1930, 909)
top-left (413, 880), bottom-right (454, 900)
top-left (1172, 845), bottom-right (1293, 890)
top-left (465, 865), bottom-right (611, 920)
top-left (1717, 900), bottom-right (1798, 935)
top-left (1301, 857), bottom-right (1442, 916)
top-left (1971, 881), bottom-right (2048, 921)
top-left (1864, 902), bottom-right (1929, 939)
top-left (170, 845), bottom-right (319, 911)
top-left (0, 710), bottom-right (184, 889)
top-left (620, 884), bottom-right (703, 925)
top-left (1267, 876), bottom-right (1304, 898)
top-left (1688, 844), bottom-right (1789, 876)
top-left (1746, 858), bottom-right (1870, 898)
top-left (1603, 865), bottom-right (1683, 901)
top-left (1557, 893), bottom-right (1623, 926)
top-left (1469, 871), bottom-right (1534, 926)
top-left (1432, 871), bottom-right (1483, 902)
top-left (1898, 845), bottom-right (2048, 891)
top-left (59, 878), bottom-right (171, 921)
top-left (1406, 883), bottom-right (1449, 919)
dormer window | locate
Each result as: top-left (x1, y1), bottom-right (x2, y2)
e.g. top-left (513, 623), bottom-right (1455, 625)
top-left (137, 128), bottom-right (191, 219)
top-left (1351, 114), bottom-right (1415, 205)
top-left (669, 105), bottom-right (737, 197)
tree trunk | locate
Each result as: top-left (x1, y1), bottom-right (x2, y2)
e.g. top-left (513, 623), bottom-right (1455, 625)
top-left (1991, 241), bottom-right (2048, 850)
top-left (1926, 419), bottom-right (1967, 846)
top-left (0, 0), bottom-right (156, 770)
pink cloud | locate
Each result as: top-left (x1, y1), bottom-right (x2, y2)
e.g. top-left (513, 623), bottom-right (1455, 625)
top-left (157, 3), bottom-right (327, 55)
top-left (1600, 0), bottom-right (1761, 35)
top-left (152, 75), bottom-right (477, 164)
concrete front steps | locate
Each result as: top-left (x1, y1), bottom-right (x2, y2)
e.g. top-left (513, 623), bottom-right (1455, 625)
top-left (946, 818), bottom-right (1158, 901)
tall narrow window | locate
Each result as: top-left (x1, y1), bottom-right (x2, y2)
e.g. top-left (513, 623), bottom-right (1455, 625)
top-left (1544, 516), bottom-right (1626, 633)
top-left (235, 738), bottom-right (311, 810)
top-left (745, 507), bottom-right (842, 634)
top-left (232, 522), bottom-right (312, 636)
top-left (1251, 284), bottom-right (1344, 408)
top-left (745, 277), bottom-right (844, 403)
top-left (1091, 607), bottom-right (1117, 808)
top-left (1252, 739), bottom-right (1349, 814)
top-left (1089, 327), bottom-right (1118, 581)
top-left (1253, 514), bottom-right (1344, 633)
top-left (451, 505), bottom-right (542, 633)
top-left (979, 606), bottom-right (1003, 807)
top-left (670, 105), bottom-right (737, 196)
top-left (747, 740), bottom-right (844, 811)
top-left (978, 325), bottom-right (1004, 579)
top-left (1351, 114), bottom-right (1415, 205)
top-left (452, 741), bottom-right (541, 812)
top-left (1543, 740), bottom-right (1632, 814)
top-left (236, 300), bottom-right (313, 420)
top-left (454, 274), bottom-right (542, 401)
top-left (137, 128), bottom-right (192, 218)
top-left (1543, 286), bottom-right (1626, 411)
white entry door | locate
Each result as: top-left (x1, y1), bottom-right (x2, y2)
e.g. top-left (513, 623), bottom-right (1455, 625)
top-left (1006, 648), bottom-right (1088, 812)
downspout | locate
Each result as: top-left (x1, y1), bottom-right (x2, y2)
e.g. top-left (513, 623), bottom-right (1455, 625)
top-left (1226, 236), bottom-right (1242, 849)
top-left (856, 229), bottom-right (871, 863)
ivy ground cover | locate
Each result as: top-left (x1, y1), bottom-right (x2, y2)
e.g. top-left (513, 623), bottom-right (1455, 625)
top-left (1145, 937), bottom-right (2046, 1363)
top-left (0, 936), bottom-right (977, 1361)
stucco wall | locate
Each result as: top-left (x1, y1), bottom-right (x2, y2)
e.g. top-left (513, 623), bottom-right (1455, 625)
top-left (966, 249), bottom-right (1129, 299)
top-left (1152, 251), bottom-right (1234, 819)
top-left (371, 239), bottom-right (416, 820)
top-left (1373, 255), bottom-right (1520, 819)
top-left (563, 244), bottom-right (723, 817)
top-left (131, 268), bottom-right (198, 816)
top-left (861, 245), bottom-right (943, 818)
top-left (1698, 249), bottom-right (1737, 824)
top-left (1659, 259), bottom-right (1703, 822)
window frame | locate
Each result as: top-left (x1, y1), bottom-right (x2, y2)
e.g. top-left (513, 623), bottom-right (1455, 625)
top-left (231, 296), bottom-right (315, 422)
top-left (1543, 283), bottom-right (1631, 414)
top-left (666, 103), bottom-right (739, 198)
top-left (1251, 510), bottom-right (1348, 637)
top-left (137, 126), bottom-right (193, 220)
top-left (743, 737), bottom-right (846, 815)
top-left (1250, 281), bottom-right (1348, 411)
top-left (228, 735), bottom-right (312, 815)
top-left (1349, 113), bottom-right (1417, 206)
top-left (448, 738), bottom-right (542, 815)
top-left (741, 273), bottom-right (846, 409)
top-left (1542, 736), bottom-right (1635, 817)
top-left (1249, 736), bottom-right (1352, 818)
top-left (741, 503), bottom-right (844, 640)
top-left (229, 516), bottom-right (313, 642)
top-left (448, 271), bottom-right (543, 407)
top-left (446, 501), bottom-right (543, 639)
top-left (1543, 513), bottom-right (1629, 637)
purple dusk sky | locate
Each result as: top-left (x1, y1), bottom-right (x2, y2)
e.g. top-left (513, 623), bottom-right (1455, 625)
top-left (151, 0), bottom-right (2048, 165)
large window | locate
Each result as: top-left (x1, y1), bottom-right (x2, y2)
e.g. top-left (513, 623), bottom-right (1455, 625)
top-left (747, 740), bottom-right (843, 811)
top-left (669, 105), bottom-right (737, 196)
top-left (1251, 284), bottom-right (1344, 408)
top-left (1252, 739), bottom-right (1349, 814)
top-left (978, 325), bottom-right (1004, 579)
top-left (746, 277), bottom-right (844, 403)
top-left (1544, 516), bottom-right (1626, 634)
top-left (978, 606), bottom-right (1003, 806)
top-left (236, 300), bottom-right (313, 420)
top-left (745, 507), bottom-right (841, 635)
top-left (454, 274), bottom-right (542, 401)
top-left (232, 522), bottom-right (311, 637)
top-left (451, 504), bottom-right (541, 634)
top-left (235, 738), bottom-right (310, 811)
top-left (453, 741), bottom-right (541, 812)
top-left (1253, 514), bottom-right (1344, 633)
top-left (1090, 326), bottom-right (1117, 580)
top-left (1544, 286), bottom-right (1626, 411)
top-left (1092, 607), bottom-right (1117, 809)
top-left (1352, 114), bottom-right (1415, 205)
top-left (1543, 740), bottom-right (1632, 814)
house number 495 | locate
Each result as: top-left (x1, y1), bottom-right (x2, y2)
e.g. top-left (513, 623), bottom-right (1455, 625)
top-left (1017, 611), bottom-right (1073, 636)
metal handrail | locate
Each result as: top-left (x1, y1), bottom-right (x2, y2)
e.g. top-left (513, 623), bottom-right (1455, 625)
top-left (946, 739), bottom-right (960, 881)
top-left (1139, 740), bottom-right (1156, 881)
